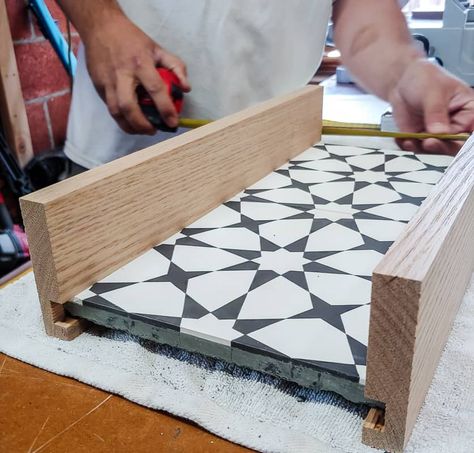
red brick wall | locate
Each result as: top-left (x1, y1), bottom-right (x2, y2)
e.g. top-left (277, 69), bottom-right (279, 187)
top-left (5, 0), bottom-right (80, 155)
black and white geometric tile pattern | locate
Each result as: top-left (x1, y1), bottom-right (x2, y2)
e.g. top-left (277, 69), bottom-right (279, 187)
top-left (70, 144), bottom-right (452, 385)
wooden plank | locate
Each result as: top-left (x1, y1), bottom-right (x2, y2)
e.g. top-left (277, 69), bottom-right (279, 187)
top-left (0, 0), bottom-right (34, 167)
top-left (363, 136), bottom-right (474, 452)
top-left (21, 86), bottom-right (323, 310)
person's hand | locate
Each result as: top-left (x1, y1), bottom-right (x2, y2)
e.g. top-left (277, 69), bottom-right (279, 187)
top-left (83, 12), bottom-right (190, 135)
top-left (389, 59), bottom-right (474, 155)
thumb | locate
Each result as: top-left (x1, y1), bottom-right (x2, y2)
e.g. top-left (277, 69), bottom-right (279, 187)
top-left (423, 90), bottom-right (451, 134)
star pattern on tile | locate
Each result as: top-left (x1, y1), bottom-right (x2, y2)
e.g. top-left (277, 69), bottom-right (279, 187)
top-left (73, 144), bottom-right (452, 385)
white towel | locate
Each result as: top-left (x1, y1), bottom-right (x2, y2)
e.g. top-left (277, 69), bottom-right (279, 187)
top-left (1, 272), bottom-right (473, 453)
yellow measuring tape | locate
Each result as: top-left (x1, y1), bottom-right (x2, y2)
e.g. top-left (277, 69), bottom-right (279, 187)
top-left (178, 118), bottom-right (470, 142)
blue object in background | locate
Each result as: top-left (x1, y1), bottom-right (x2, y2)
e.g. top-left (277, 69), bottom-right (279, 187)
top-left (28, 0), bottom-right (77, 78)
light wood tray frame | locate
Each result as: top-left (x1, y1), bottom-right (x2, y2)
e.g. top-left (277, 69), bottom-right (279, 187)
top-left (19, 86), bottom-right (474, 452)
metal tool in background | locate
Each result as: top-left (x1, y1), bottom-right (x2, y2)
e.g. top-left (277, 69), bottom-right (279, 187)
top-left (409, 0), bottom-right (474, 86)
top-left (0, 192), bottom-right (29, 273)
top-left (0, 129), bottom-right (70, 275)
top-left (0, 132), bottom-right (31, 273)
top-left (332, 1), bottom-right (474, 87)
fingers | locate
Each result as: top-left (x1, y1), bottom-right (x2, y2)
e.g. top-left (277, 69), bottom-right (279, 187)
top-left (115, 74), bottom-right (156, 135)
top-left (389, 61), bottom-right (472, 156)
top-left (134, 47), bottom-right (191, 129)
top-left (396, 138), bottom-right (419, 152)
top-left (422, 91), bottom-right (453, 134)
top-left (105, 87), bottom-right (134, 134)
top-left (103, 75), bottom-right (155, 135)
top-left (84, 16), bottom-right (190, 135)
top-left (390, 90), bottom-right (423, 134)
top-left (449, 95), bottom-right (474, 133)
top-left (103, 48), bottom-right (188, 134)
top-left (421, 138), bottom-right (463, 156)
top-left (136, 59), bottom-right (179, 129)
top-left (155, 47), bottom-right (191, 92)
top-left (397, 138), bottom-right (462, 155)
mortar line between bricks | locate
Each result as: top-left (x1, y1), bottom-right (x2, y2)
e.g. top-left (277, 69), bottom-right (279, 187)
top-left (14, 32), bottom-right (80, 45)
top-left (26, 89), bottom-right (70, 105)
top-left (13, 36), bottom-right (46, 45)
top-left (25, 6), bottom-right (37, 38)
top-left (28, 8), bottom-right (36, 40)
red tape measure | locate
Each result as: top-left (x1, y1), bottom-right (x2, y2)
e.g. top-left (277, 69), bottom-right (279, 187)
top-left (137, 68), bottom-right (184, 132)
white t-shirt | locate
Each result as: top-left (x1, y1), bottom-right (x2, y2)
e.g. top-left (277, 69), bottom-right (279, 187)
top-left (65, 0), bottom-right (332, 168)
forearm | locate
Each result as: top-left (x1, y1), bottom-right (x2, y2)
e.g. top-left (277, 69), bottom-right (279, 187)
top-left (333, 0), bottom-right (423, 100)
top-left (56, 0), bottom-right (125, 43)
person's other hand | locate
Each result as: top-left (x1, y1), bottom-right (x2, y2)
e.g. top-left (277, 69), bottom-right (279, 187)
top-left (389, 59), bottom-right (474, 155)
top-left (83, 13), bottom-right (190, 135)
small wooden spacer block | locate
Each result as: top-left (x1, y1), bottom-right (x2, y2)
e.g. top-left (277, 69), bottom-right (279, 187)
top-left (40, 298), bottom-right (88, 340)
top-left (363, 408), bottom-right (385, 432)
top-left (53, 317), bottom-right (89, 341)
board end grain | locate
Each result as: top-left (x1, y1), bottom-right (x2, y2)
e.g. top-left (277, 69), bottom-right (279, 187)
top-left (20, 198), bottom-right (60, 303)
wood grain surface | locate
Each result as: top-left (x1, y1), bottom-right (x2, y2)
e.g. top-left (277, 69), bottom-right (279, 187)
top-left (363, 136), bottom-right (474, 452)
top-left (21, 86), bottom-right (323, 312)
top-left (0, 0), bottom-right (33, 167)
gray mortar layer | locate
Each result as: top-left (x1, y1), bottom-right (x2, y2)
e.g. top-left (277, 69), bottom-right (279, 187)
top-left (65, 302), bottom-right (369, 405)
